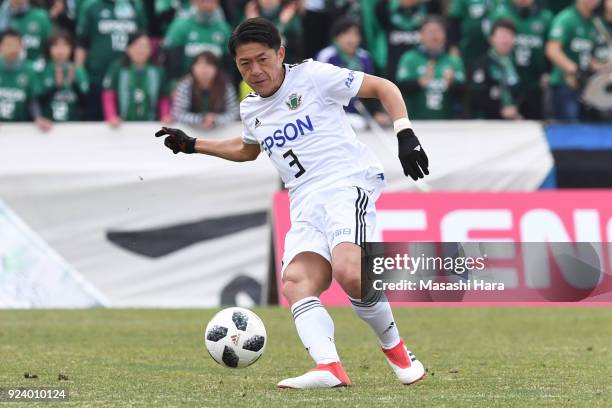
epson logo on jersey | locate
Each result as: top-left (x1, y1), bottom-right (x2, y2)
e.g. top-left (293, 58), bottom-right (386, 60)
top-left (261, 115), bottom-right (314, 156)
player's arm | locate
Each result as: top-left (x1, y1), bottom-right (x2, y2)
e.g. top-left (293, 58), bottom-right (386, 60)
top-left (155, 127), bottom-right (261, 162)
top-left (357, 74), bottom-right (429, 180)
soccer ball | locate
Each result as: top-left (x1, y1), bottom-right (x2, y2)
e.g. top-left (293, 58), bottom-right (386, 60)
top-left (204, 307), bottom-right (267, 368)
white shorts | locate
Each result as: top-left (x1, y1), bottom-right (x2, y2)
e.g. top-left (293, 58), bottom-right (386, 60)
top-left (281, 182), bottom-right (382, 276)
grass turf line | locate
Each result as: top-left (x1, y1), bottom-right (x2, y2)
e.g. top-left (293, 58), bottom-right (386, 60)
top-left (0, 308), bottom-right (611, 407)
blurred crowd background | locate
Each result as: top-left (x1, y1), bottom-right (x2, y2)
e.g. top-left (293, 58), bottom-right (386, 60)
top-left (0, 0), bottom-right (610, 132)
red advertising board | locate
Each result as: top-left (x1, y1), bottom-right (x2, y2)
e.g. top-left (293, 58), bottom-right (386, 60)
top-left (272, 191), bottom-right (612, 306)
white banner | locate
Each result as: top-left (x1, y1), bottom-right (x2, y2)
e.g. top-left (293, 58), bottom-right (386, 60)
top-left (0, 121), bottom-right (552, 307)
top-left (0, 200), bottom-right (107, 308)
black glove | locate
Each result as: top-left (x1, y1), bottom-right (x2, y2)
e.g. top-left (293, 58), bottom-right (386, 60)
top-left (154, 127), bottom-right (196, 154)
top-left (397, 128), bottom-right (429, 181)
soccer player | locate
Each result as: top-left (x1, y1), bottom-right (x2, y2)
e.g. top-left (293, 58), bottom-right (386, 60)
top-left (155, 18), bottom-right (429, 389)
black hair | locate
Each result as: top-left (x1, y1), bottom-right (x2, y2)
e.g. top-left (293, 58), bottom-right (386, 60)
top-left (420, 15), bottom-right (447, 31)
top-left (122, 31), bottom-right (149, 67)
top-left (127, 31), bottom-right (148, 48)
top-left (188, 51), bottom-right (227, 113)
top-left (330, 16), bottom-right (361, 39)
top-left (0, 29), bottom-right (22, 43)
top-left (228, 17), bottom-right (282, 57)
top-left (44, 29), bottom-right (75, 61)
top-left (490, 18), bottom-right (517, 36)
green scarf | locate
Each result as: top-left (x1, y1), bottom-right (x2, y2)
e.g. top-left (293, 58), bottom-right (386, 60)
top-left (334, 42), bottom-right (364, 71)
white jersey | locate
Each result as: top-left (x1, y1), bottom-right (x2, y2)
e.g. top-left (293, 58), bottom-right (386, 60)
top-left (240, 59), bottom-right (384, 201)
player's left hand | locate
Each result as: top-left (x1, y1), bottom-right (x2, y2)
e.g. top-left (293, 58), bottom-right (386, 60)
top-left (397, 128), bottom-right (429, 181)
top-left (155, 127), bottom-right (196, 154)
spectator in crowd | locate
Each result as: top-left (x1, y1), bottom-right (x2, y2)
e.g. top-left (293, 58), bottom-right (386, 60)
top-left (541, 0), bottom-right (575, 15)
top-left (546, 0), bottom-right (602, 121)
top-left (102, 32), bottom-right (171, 127)
top-left (316, 16), bottom-right (390, 128)
top-left (76, 0), bottom-right (148, 120)
top-left (467, 19), bottom-right (522, 119)
top-left (375, 0), bottom-right (438, 79)
top-left (171, 51), bottom-right (238, 129)
top-left (0, 0), bottom-right (53, 68)
top-left (490, 0), bottom-right (554, 119)
top-left (0, 29), bottom-right (51, 129)
top-left (32, 0), bottom-right (78, 33)
top-left (244, 0), bottom-right (302, 63)
top-left (448, 0), bottom-right (502, 65)
top-left (396, 16), bottom-right (466, 119)
top-left (154, 0), bottom-right (192, 36)
top-left (593, 0), bottom-right (611, 64)
top-left (38, 29), bottom-right (89, 122)
top-left (163, 0), bottom-right (231, 81)
top-left (301, 0), bottom-right (332, 59)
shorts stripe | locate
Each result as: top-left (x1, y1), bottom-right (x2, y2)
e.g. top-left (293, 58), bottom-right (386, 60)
top-left (354, 188), bottom-right (360, 244)
top-left (361, 193), bottom-right (369, 244)
top-left (354, 187), bottom-right (368, 245)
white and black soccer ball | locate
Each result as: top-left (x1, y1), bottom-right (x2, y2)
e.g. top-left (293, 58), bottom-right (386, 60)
top-left (204, 307), bottom-right (267, 368)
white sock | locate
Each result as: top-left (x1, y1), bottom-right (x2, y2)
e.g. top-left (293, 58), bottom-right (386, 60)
top-left (349, 291), bottom-right (401, 349)
top-left (291, 296), bottom-right (340, 364)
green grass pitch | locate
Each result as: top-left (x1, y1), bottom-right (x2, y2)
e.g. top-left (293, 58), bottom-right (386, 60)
top-left (1, 307), bottom-right (611, 407)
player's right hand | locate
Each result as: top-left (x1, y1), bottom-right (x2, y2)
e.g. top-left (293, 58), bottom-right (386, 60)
top-left (155, 127), bottom-right (196, 154)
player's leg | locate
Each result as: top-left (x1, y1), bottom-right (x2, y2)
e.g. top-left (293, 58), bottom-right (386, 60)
top-left (282, 251), bottom-right (338, 366)
top-left (277, 224), bottom-right (350, 389)
top-left (327, 187), bottom-right (425, 385)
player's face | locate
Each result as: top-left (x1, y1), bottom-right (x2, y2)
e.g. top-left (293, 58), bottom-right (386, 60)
top-left (606, 0), bottom-right (612, 14)
top-left (50, 38), bottom-right (72, 63)
top-left (336, 27), bottom-right (361, 56)
top-left (490, 27), bottom-right (515, 56)
top-left (421, 22), bottom-right (446, 51)
top-left (235, 42), bottom-right (286, 97)
top-left (0, 36), bottom-right (22, 63)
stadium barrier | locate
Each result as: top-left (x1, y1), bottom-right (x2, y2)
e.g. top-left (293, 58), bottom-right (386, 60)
top-left (545, 124), bottom-right (612, 188)
top-left (273, 191), bottom-right (612, 306)
top-left (0, 121), bottom-right (559, 307)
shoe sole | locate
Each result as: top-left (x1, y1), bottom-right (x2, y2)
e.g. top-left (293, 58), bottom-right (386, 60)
top-left (404, 373), bottom-right (426, 386)
top-left (277, 382), bottom-right (350, 389)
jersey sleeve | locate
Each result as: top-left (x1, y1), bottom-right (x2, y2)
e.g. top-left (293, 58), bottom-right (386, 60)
top-left (242, 123), bottom-right (258, 144)
top-left (307, 60), bottom-right (365, 107)
top-left (549, 13), bottom-right (569, 43)
top-left (395, 52), bottom-right (418, 82)
top-left (163, 19), bottom-right (186, 47)
top-left (240, 103), bottom-right (259, 145)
